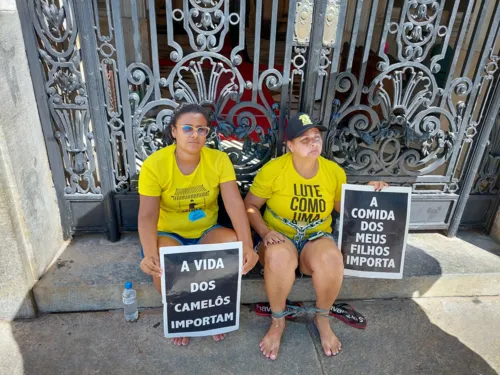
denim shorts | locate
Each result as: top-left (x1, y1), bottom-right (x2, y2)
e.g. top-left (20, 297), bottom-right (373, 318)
top-left (140, 224), bottom-right (222, 258)
top-left (254, 230), bottom-right (336, 254)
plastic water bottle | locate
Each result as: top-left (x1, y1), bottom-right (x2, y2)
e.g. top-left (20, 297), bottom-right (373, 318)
top-left (123, 282), bottom-right (138, 322)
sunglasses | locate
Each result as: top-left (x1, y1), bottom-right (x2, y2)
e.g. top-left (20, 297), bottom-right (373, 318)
top-left (175, 124), bottom-right (211, 137)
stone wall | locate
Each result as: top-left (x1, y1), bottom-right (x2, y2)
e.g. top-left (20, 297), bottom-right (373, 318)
top-left (0, 3), bottom-right (64, 319)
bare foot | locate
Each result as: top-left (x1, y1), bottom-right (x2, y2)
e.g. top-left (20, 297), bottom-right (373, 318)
top-left (171, 337), bottom-right (190, 346)
top-left (259, 318), bottom-right (286, 360)
top-left (171, 334), bottom-right (225, 346)
top-left (213, 333), bottom-right (226, 342)
top-left (314, 314), bottom-right (341, 356)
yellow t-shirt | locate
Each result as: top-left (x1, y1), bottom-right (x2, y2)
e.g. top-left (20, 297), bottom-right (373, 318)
top-left (138, 145), bottom-right (236, 238)
top-left (250, 153), bottom-right (346, 238)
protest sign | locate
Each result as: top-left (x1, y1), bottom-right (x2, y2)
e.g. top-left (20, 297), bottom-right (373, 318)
top-left (338, 184), bottom-right (411, 279)
top-left (160, 242), bottom-right (242, 338)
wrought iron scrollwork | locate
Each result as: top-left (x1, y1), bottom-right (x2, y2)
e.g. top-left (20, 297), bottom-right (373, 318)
top-left (120, 0), bottom-right (282, 192)
top-left (127, 61), bottom-right (178, 160)
top-left (89, 0), bottom-right (131, 193)
top-left (86, 0), bottom-right (129, 192)
top-left (394, 0), bottom-right (444, 63)
top-left (30, 0), bottom-right (100, 194)
top-left (323, 0), bottom-right (500, 186)
top-left (325, 62), bottom-right (459, 176)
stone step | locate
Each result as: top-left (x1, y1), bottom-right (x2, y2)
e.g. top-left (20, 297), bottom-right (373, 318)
top-left (33, 231), bottom-right (500, 313)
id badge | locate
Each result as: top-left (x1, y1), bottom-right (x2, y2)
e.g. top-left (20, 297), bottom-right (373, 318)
top-left (188, 209), bottom-right (206, 222)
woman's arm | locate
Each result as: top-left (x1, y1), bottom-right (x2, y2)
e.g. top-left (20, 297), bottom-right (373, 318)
top-left (244, 192), bottom-right (285, 245)
top-left (244, 192), bottom-right (270, 238)
top-left (220, 181), bottom-right (258, 274)
top-left (334, 201), bottom-right (341, 213)
top-left (138, 195), bottom-right (162, 278)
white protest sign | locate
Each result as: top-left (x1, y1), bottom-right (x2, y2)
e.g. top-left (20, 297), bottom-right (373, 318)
top-left (160, 242), bottom-right (242, 338)
top-left (338, 184), bottom-right (411, 279)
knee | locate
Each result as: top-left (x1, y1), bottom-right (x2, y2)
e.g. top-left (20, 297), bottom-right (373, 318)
top-left (265, 246), bottom-right (298, 272)
top-left (311, 248), bottom-right (344, 273)
top-left (218, 228), bottom-right (238, 243)
top-left (223, 229), bottom-right (238, 243)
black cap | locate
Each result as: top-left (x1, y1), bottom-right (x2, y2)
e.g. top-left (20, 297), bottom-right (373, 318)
top-left (285, 113), bottom-right (327, 141)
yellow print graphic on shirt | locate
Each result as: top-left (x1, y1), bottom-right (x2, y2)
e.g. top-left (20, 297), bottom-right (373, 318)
top-left (290, 183), bottom-right (327, 223)
top-left (171, 185), bottom-right (209, 212)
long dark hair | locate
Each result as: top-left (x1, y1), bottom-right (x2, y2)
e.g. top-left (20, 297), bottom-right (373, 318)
top-left (163, 103), bottom-right (210, 144)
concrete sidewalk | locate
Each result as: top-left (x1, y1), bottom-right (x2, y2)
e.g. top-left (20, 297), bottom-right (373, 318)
top-left (1, 297), bottom-right (499, 375)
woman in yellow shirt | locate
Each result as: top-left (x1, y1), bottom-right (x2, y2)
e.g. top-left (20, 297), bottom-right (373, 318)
top-left (139, 103), bottom-right (258, 346)
top-left (244, 113), bottom-right (387, 360)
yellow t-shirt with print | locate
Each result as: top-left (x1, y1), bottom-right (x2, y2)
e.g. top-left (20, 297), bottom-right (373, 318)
top-left (138, 145), bottom-right (236, 238)
top-left (250, 153), bottom-right (346, 238)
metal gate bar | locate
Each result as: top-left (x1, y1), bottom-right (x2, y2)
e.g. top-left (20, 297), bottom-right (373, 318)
top-left (449, 84), bottom-right (500, 236)
top-left (73, 0), bottom-right (119, 241)
top-left (447, 1), bottom-right (500, 180)
top-left (111, 0), bottom-right (139, 184)
top-left (300, 0), bottom-right (327, 114)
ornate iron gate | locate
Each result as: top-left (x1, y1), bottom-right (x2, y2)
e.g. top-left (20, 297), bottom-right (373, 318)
top-left (461, 111), bottom-right (500, 231)
top-left (18, 0), bottom-right (500, 241)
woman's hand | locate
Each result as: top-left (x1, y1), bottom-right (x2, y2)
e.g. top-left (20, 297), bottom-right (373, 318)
top-left (140, 256), bottom-right (162, 278)
top-left (242, 248), bottom-right (259, 275)
top-left (367, 181), bottom-right (389, 191)
top-left (263, 230), bottom-right (286, 246)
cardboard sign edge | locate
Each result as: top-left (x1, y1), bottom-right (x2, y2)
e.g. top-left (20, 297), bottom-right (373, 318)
top-left (161, 241), bottom-right (243, 337)
top-left (339, 184), bottom-right (412, 279)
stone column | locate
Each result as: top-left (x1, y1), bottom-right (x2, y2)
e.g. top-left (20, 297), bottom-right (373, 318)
top-left (0, 1), bottom-right (65, 319)
top-left (491, 210), bottom-right (500, 244)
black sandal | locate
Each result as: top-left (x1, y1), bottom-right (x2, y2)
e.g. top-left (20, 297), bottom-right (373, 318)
top-left (329, 303), bottom-right (367, 329)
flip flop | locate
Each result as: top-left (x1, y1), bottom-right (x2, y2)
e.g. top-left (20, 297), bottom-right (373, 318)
top-left (329, 303), bottom-right (367, 329)
top-left (254, 300), bottom-right (304, 320)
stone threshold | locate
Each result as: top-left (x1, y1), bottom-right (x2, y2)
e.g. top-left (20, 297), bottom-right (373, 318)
top-left (33, 231), bottom-right (500, 313)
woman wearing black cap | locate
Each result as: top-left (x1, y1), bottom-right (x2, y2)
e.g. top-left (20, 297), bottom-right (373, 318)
top-left (244, 113), bottom-right (387, 360)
